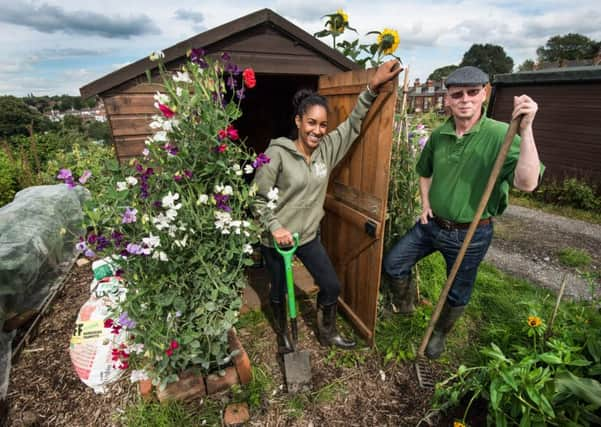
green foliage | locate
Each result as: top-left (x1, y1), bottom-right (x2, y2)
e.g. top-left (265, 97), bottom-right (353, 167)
top-left (0, 149), bottom-right (18, 206)
top-left (517, 178), bottom-right (601, 212)
top-left (537, 33), bottom-right (600, 62)
top-left (232, 364), bottom-right (273, 410)
top-left (428, 65), bottom-right (459, 81)
top-left (85, 120), bottom-right (111, 142)
top-left (518, 59), bottom-right (536, 72)
top-left (0, 95), bottom-right (53, 138)
top-left (460, 43), bottom-right (514, 76)
top-left (557, 247), bottom-right (592, 269)
top-left (120, 398), bottom-right (220, 427)
top-left (434, 289), bottom-right (601, 426)
top-left (324, 347), bottom-right (368, 368)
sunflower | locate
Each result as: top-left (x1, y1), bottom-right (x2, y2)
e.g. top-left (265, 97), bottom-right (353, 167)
top-left (377, 28), bottom-right (400, 55)
top-left (328, 9), bottom-right (349, 33)
top-left (527, 316), bottom-right (542, 328)
top-left (453, 421), bottom-right (466, 427)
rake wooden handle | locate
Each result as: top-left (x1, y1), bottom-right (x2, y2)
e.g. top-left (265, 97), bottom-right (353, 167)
top-left (417, 115), bottom-right (522, 357)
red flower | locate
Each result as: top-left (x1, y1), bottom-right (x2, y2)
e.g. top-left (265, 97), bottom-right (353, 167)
top-left (170, 340), bottom-right (179, 350)
top-left (158, 103), bottom-right (175, 118)
top-left (118, 361), bottom-right (129, 370)
top-left (242, 68), bottom-right (256, 89)
top-left (226, 125), bottom-right (239, 140)
top-left (215, 143), bottom-right (228, 153)
top-left (104, 318), bottom-right (114, 328)
top-left (218, 129), bottom-right (228, 140)
top-left (165, 348), bottom-right (174, 357)
top-left (111, 324), bottom-right (122, 335)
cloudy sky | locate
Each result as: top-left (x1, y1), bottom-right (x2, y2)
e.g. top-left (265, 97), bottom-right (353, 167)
top-left (1, 0), bottom-right (599, 97)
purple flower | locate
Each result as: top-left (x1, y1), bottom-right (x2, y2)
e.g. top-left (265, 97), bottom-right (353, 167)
top-left (87, 233), bottom-right (97, 244)
top-left (135, 163), bottom-right (144, 173)
top-left (214, 193), bottom-right (231, 212)
top-left (115, 269), bottom-right (124, 277)
top-left (126, 243), bottom-right (143, 255)
top-left (221, 52), bottom-right (231, 61)
top-left (173, 174), bottom-right (183, 182)
top-left (65, 177), bottom-right (77, 188)
top-left (122, 207), bottom-right (138, 224)
top-left (252, 153), bottom-right (271, 169)
top-left (226, 76), bottom-right (236, 90)
top-left (418, 136), bottom-right (428, 150)
top-left (84, 248), bottom-right (96, 258)
top-left (163, 143), bottom-right (178, 156)
top-left (153, 200), bottom-right (163, 209)
top-left (76, 240), bottom-right (87, 251)
top-left (190, 48), bottom-right (208, 68)
top-left (78, 170), bottom-right (92, 184)
top-left (57, 169), bottom-right (72, 180)
top-left (225, 62), bottom-right (241, 75)
top-left (236, 88), bottom-right (245, 100)
top-left (118, 312), bottom-right (137, 329)
top-left (184, 169), bottom-right (193, 179)
top-left (96, 235), bottom-right (110, 251)
top-left (111, 231), bottom-right (124, 246)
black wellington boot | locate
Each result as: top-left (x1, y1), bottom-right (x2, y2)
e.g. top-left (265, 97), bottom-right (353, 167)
top-left (271, 300), bottom-right (293, 354)
top-left (316, 302), bottom-right (356, 349)
top-left (425, 302), bottom-right (465, 359)
top-left (389, 276), bottom-right (417, 314)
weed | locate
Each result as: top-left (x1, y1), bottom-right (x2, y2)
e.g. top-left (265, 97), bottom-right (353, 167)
top-left (557, 247), bottom-right (592, 269)
top-left (324, 347), bottom-right (368, 369)
top-left (313, 379), bottom-right (347, 403)
top-left (119, 398), bottom-right (220, 427)
top-left (232, 364), bottom-right (273, 411)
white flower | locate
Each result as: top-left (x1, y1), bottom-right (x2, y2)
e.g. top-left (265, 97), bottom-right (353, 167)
top-left (243, 230), bottom-right (250, 237)
top-left (152, 251), bottom-right (168, 261)
top-left (144, 136), bottom-right (154, 146)
top-left (176, 87), bottom-right (183, 97)
top-left (174, 235), bottom-right (188, 248)
top-left (242, 220), bottom-right (251, 228)
top-left (165, 208), bottom-right (178, 221)
top-left (214, 211), bottom-right (232, 232)
top-left (152, 213), bottom-right (171, 230)
top-left (244, 164), bottom-right (254, 174)
top-left (116, 181), bottom-right (128, 192)
top-left (214, 184), bottom-right (224, 193)
top-left (142, 148), bottom-right (150, 157)
top-left (153, 131), bottom-right (168, 142)
top-left (267, 200), bottom-right (277, 210)
top-left (142, 233), bottom-right (160, 248)
top-left (173, 71), bottom-right (191, 83)
top-left (267, 187), bottom-right (279, 201)
top-left (232, 164), bottom-right (243, 176)
top-left (129, 344), bottom-right (145, 355)
top-left (243, 244), bottom-right (253, 255)
top-left (163, 119), bottom-right (179, 132)
top-left (197, 194), bottom-right (209, 205)
top-left (149, 119), bottom-right (163, 129)
top-left (153, 91), bottom-right (169, 104)
top-left (223, 185), bottom-right (233, 196)
top-left (130, 369), bottom-right (149, 383)
top-left (162, 192), bottom-right (182, 210)
top-left (149, 51), bottom-right (164, 61)
top-left (125, 176), bottom-right (138, 186)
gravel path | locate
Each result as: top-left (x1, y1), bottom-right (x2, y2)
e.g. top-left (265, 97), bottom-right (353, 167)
top-left (485, 205), bottom-right (601, 300)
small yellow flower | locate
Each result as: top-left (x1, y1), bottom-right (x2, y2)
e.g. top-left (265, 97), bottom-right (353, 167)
top-left (454, 421), bottom-right (466, 427)
top-left (527, 316), bottom-right (542, 328)
top-left (377, 28), bottom-right (400, 55)
top-left (59, 227), bottom-right (67, 236)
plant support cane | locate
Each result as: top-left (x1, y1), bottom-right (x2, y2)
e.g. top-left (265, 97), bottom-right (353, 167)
top-left (274, 233), bottom-right (312, 393)
top-left (415, 115), bottom-right (523, 389)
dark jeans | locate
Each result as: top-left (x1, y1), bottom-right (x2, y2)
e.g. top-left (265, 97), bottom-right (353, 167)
top-left (262, 236), bottom-right (340, 306)
top-left (382, 219), bottom-right (494, 307)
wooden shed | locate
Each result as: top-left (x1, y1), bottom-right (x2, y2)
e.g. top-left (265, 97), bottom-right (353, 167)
top-left (79, 8), bottom-right (399, 345)
top-left (489, 66), bottom-right (601, 186)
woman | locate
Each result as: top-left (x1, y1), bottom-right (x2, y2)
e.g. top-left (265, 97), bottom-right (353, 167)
top-left (253, 60), bottom-right (402, 353)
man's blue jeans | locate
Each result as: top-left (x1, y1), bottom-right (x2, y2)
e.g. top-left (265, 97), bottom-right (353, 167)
top-left (382, 219), bottom-right (494, 307)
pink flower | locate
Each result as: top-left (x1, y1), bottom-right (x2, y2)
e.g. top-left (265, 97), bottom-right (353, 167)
top-left (78, 170), bottom-right (92, 184)
top-left (170, 340), bottom-right (179, 350)
top-left (215, 143), bottom-right (228, 153)
top-left (158, 103), bottom-right (175, 118)
top-left (165, 348), bottom-right (173, 357)
top-left (226, 125), bottom-right (239, 141)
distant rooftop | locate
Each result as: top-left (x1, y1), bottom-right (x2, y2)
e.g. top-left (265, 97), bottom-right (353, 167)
top-left (494, 65), bottom-right (601, 86)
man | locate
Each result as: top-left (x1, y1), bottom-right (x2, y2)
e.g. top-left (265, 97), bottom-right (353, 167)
top-left (382, 66), bottom-right (543, 359)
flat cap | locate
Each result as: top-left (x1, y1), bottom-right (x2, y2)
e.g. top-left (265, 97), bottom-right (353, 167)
top-left (445, 66), bottom-right (489, 87)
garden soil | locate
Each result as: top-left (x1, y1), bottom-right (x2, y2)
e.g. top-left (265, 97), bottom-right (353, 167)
top-left (4, 204), bottom-right (600, 427)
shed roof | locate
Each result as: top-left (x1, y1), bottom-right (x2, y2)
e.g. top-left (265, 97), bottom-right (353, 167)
top-left (493, 65), bottom-right (601, 86)
top-left (80, 8), bottom-right (359, 99)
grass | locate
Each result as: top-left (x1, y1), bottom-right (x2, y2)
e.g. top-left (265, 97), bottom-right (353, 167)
top-left (557, 247), bottom-right (592, 269)
top-left (231, 364), bottom-right (274, 411)
top-left (119, 398), bottom-right (221, 427)
top-left (510, 193), bottom-right (601, 225)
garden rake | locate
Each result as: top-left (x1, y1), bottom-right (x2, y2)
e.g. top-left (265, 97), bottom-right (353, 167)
top-left (415, 115), bottom-right (523, 389)
top-left (274, 233), bottom-right (312, 393)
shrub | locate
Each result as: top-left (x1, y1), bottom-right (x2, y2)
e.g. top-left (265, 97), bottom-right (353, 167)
top-left (0, 149), bottom-right (18, 206)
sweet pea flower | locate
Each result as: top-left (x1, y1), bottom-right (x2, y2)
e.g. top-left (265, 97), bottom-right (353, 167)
top-left (149, 51), bottom-right (164, 61)
top-left (242, 68), bottom-right (256, 89)
top-left (252, 153), bottom-right (270, 169)
top-left (243, 244), bottom-right (254, 255)
top-left (158, 103), bottom-right (175, 118)
top-left (244, 164), bottom-right (254, 174)
top-left (173, 71), bottom-right (191, 83)
top-left (152, 251), bottom-right (168, 261)
top-left (116, 181), bottom-right (128, 192)
top-left (78, 170), bottom-right (92, 184)
top-left (118, 312), bottom-right (137, 329)
top-left (162, 192), bottom-right (181, 210)
top-left (122, 207), bottom-right (138, 224)
top-left (126, 243), bottom-right (143, 255)
top-left (197, 194), bottom-right (209, 205)
top-left (418, 136), bottom-right (428, 150)
top-left (125, 176), bottom-right (138, 186)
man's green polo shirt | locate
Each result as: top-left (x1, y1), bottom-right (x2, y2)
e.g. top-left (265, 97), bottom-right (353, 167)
top-left (416, 113), bottom-right (542, 223)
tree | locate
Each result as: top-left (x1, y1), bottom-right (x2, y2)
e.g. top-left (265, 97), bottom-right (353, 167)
top-left (459, 43), bottom-right (514, 76)
top-left (518, 59), bottom-right (536, 72)
top-left (428, 65), bottom-right (459, 81)
top-left (0, 96), bottom-right (47, 138)
top-left (536, 33), bottom-right (600, 62)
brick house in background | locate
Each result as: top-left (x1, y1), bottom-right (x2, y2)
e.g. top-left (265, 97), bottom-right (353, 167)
top-left (407, 78), bottom-right (446, 113)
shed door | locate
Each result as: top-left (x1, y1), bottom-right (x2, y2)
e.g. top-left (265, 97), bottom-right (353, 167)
top-left (318, 69), bottom-right (398, 345)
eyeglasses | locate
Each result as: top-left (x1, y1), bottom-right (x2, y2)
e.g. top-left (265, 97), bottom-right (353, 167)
top-left (447, 88), bottom-right (483, 100)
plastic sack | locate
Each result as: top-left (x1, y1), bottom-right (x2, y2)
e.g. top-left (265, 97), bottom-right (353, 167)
top-left (69, 277), bottom-right (127, 394)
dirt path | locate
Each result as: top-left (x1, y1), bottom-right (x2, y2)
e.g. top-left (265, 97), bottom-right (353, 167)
top-left (485, 204), bottom-right (601, 300)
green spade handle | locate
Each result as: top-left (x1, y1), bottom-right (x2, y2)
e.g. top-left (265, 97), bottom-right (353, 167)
top-left (274, 232), bottom-right (300, 319)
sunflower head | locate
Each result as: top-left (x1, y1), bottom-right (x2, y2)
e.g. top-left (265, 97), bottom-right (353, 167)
top-left (453, 421), bottom-right (467, 427)
top-left (328, 9), bottom-right (349, 33)
top-left (377, 28), bottom-right (400, 55)
top-left (527, 316), bottom-right (542, 328)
